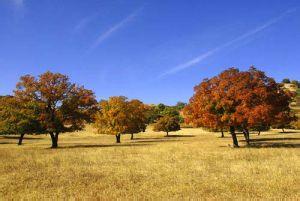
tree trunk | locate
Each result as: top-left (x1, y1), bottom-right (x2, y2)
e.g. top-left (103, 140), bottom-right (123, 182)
top-left (116, 134), bottom-right (121, 143)
top-left (282, 128), bottom-right (285, 133)
top-left (131, 133), bottom-right (134, 140)
top-left (18, 133), bottom-right (25, 145)
top-left (50, 132), bottom-right (58, 148)
top-left (230, 126), bottom-right (239, 147)
top-left (166, 131), bottom-right (169, 137)
top-left (246, 129), bottom-right (250, 142)
top-left (221, 129), bottom-right (224, 138)
top-left (243, 128), bottom-right (250, 145)
top-left (55, 132), bottom-right (59, 144)
top-left (258, 130), bottom-right (261, 135)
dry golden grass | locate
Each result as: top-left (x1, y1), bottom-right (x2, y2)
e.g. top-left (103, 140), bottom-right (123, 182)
top-left (0, 126), bottom-right (299, 200)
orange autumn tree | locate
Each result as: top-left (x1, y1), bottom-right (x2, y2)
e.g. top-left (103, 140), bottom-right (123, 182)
top-left (95, 96), bottom-right (148, 143)
top-left (127, 99), bottom-right (149, 140)
top-left (183, 67), bottom-right (296, 147)
top-left (183, 78), bottom-right (226, 138)
top-left (270, 87), bottom-right (297, 133)
top-left (14, 71), bottom-right (97, 148)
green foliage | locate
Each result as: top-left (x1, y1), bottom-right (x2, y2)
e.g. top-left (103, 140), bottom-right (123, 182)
top-left (296, 88), bottom-right (300, 97)
top-left (0, 96), bottom-right (44, 135)
top-left (153, 115), bottom-right (180, 135)
top-left (249, 124), bottom-right (270, 132)
top-left (146, 102), bottom-right (186, 124)
top-left (291, 80), bottom-right (300, 88)
top-left (282, 78), bottom-right (291, 83)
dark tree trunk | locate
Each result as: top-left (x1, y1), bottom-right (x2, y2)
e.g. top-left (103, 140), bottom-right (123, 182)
top-left (247, 130), bottom-right (250, 140)
top-left (18, 133), bottom-right (25, 145)
top-left (258, 130), bottom-right (261, 135)
top-left (50, 132), bottom-right (59, 148)
top-left (221, 129), bottom-right (224, 138)
top-left (116, 134), bottom-right (121, 143)
top-left (55, 132), bottom-right (59, 144)
top-left (166, 131), bottom-right (169, 137)
top-left (282, 128), bottom-right (285, 133)
top-left (230, 126), bottom-right (239, 147)
top-left (243, 128), bottom-right (250, 145)
top-left (131, 133), bottom-right (134, 140)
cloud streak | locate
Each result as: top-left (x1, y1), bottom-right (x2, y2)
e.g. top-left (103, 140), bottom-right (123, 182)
top-left (89, 7), bottom-right (143, 51)
top-left (11, 0), bottom-right (24, 8)
top-left (74, 14), bottom-right (98, 33)
top-left (159, 8), bottom-right (297, 78)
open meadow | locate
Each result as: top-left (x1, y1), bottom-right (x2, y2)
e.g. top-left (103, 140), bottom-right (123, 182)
top-left (0, 127), bottom-right (299, 200)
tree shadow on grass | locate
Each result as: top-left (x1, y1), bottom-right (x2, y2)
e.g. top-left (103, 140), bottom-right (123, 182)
top-left (165, 135), bottom-right (195, 138)
top-left (238, 137), bottom-right (300, 148)
top-left (220, 143), bottom-right (300, 148)
top-left (50, 143), bottom-right (153, 149)
top-left (279, 131), bottom-right (299, 134)
top-left (221, 136), bottom-right (300, 148)
top-left (134, 135), bottom-right (195, 140)
top-left (131, 139), bottom-right (180, 143)
top-left (133, 137), bottom-right (168, 140)
top-left (247, 143), bottom-right (300, 148)
top-left (265, 132), bottom-right (300, 136)
top-left (0, 142), bottom-right (16, 145)
top-left (0, 136), bottom-right (43, 140)
top-left (217, 136), bottom-right (232, 139)
top-left (245, 138), bottom-right (300, 142)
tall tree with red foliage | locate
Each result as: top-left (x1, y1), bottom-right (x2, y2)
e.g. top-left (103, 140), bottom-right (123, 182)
top-left (183, 67), bottom-right (296, 147)
top-left (14, 71), bottom-right (97, 148)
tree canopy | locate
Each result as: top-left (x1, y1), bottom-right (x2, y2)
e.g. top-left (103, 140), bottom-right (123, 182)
top-left (94, 96), bottom-right (148, 143)
top-left (127, 99), bottom-right (149, 140)
top-left (183, 67), bottom-right (296, 147)
top-left (14, 71), bottom-right (97, 148)
top-left (282, 78), bottom-right (291, 83)
top-left (153, 115), bottom-right (180, 136)
top-left (0, 96), bottom-right (43, 145)
top-left (146, 102), bottom-right (185, 124)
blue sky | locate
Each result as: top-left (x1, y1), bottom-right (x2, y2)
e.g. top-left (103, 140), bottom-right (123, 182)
top-left (0, 0), bottom-right (299, 105)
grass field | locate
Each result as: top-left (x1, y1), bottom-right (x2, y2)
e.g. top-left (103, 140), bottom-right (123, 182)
top-left (0, 126), bottom-right (299, 200)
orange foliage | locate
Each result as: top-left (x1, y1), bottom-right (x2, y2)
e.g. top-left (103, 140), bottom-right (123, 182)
top-left (14, 71), bottom-right (97, 148)
top-left (183, 67), bottom-right (296, 147)
top-left (94, 96), bottom-right (148, 143)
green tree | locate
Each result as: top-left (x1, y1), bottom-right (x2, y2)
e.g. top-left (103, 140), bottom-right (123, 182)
top-left (0, 96), bottom-right (43, 145)
top-left (282, 78), bottom-right (291, 83)
top-left (175, 102), bottom-right (187, 110)
top-left (291, 80), bottom-right (300, 88)
top-left (153, 115), bottom-right (180, 136)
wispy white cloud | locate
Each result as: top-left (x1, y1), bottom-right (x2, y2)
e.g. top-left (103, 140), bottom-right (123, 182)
top-left (74, 14), bottom-right (98, 33)
top-left (159, 8), bottom-right (297, 78)
top-left (11, 0), bottom-right (24, 9)
top-left (89, 7), bottom-right (143, 51)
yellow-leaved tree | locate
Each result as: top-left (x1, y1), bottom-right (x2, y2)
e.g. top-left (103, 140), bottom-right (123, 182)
top-left (127, 99), bottom-right (149, 140)
top-left (94, 96), bottom-right (148, 143)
